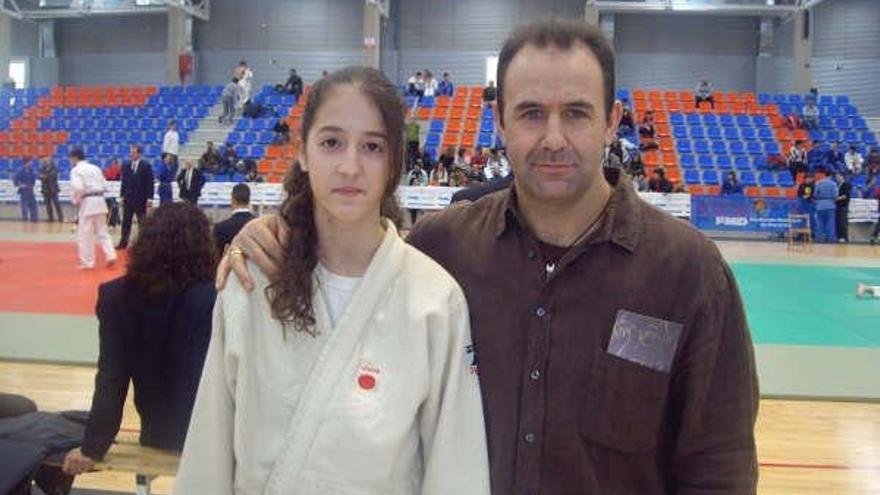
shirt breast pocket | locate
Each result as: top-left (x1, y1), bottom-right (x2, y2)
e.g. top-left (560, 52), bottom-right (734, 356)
top-left (580, 352), bottom-right (670, 454)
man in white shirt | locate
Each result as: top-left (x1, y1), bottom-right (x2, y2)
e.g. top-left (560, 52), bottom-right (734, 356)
top-left (162, 120), bottom-right (180, 163)
top-left (237, 60), bottom-right (254, 108)
top-left (802, 101), bottom-right (820, 129)
top-left (845, 145), bottom-right (864, 175)
top-left (69, 148), bottom-right (117, 269)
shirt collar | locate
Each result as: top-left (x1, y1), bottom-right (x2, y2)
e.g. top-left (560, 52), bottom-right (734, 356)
top-left (232, 207), bottom-right (252, 214)
top-left (493, 168), bottom-right (641, 254)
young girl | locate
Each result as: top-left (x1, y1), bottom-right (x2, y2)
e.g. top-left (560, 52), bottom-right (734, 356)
top-left (174, 67), bottom-right (490, 494)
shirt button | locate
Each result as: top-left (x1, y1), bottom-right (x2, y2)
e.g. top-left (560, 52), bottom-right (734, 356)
top-left (535, 306), bottom-right (546, 318)
top-left (530, 369), bottom-right (541, 380)
top-left (524, 433), bottom-right (536, 443)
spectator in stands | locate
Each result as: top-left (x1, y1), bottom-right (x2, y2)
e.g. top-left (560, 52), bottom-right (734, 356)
top-left (866, 147), bottom-right (880, 179)
top-left (437, 146), bottom-right (455, 171)
top-left (103, 157), bottom-right (121, 181)
top-left (802, 100), bottom-right (820, 129)
top-left (423, 70), bottom-right (438, 97)
top-left (486, 148), bottom-right (510, 178)
top-left (13, 158), bottom-right (39, 222)
top-left (695, 78), bottom-right (715, 109)
top-left (824, 142), bottom-right (846, 174)
top-left (157, 153), bottom-right (177, 206)
top-left (627, 150), bottom-right (645, 177)
top-left (438, 72), bottom-right (455, 97)
top-left (273, 119), bottom-right (291, 144)
top-left (199, 141), bottom-right (222, 173)
top-left (430, 162), bottom-right (450, 186)
top-left (453, 147), bottom-right (470, 172)
top-left (214, 183), bottom-right (255, 254)
top-left (236, 60), bottom-right (254, 108)
top-left (471, 146), bottom-right (489, 170)
top-left (62, 203), bottom-right (216, 476)
top-left (243, 159), bottom-right (261, 182)
top-left (405, 117), bottom-right (420, 167)
top-left (813, 173), bottom-right (839, 243)
top-left (648, 167), bottom-right (673, 193)
top-left (219, 77), bottom-right (240, 125)
top-left (162, 120), bottom-right (180, 164)
top-left (722, 171), bottom-right (744, 195)
top-left (419, 147), bottom-right (435, 173)
top-left (39, 158), bottom-right (63, 223)
top-left (406, 163), bottom-right (428, 187)
top-left (407, 71), bottom-right (424, 97)
top-left (788, 140), bottom-right (808, 180)
top-left (605, 140), bottom-right (623, 169)
top-left (281, 68), bottom-right (304, 99)
top-left (68, 148), bottom-right (117, 270)
top-left (221, 145), bottom-right (239, 176)
top-left (845, 145), bottom-right (864, 175)
top-left (784, 112), bottom-right (802, 130)
top-left (638, 110), bottom-right (655, 139)
top-left (632, 171), bottom-right (649, 192)
top-left (177, 160), bottom-right (206, 205)
top-left (807, 141), bottom-right (826, 172)
top-left (482, 80), bottom-right (497, 107)
top-left (618, 99), bottom-right (635, 135)
top-left (834, 172), bottom-right (851, 243)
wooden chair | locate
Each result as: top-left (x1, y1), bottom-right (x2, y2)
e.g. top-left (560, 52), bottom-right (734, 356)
top-left (787, 213), bottom-right (812, 249)
top-left (94, 440), bottom-right (180, 495)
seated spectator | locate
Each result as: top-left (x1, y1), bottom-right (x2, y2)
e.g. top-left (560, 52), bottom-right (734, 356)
top-left (866, 147), bottom-right (880, 178)
top-left (407, 71), bottom-right (424, 97)
top-left (606, 140), bottom-right (625, 169)
top-left (470, 146), bottom-right (489, 169)
top-left (845, 145), bottom-right (864, 175)
top-left (482, 81), bottom-right (497, 106)
top-left (214, 183), bottom-right (255, 253)
top-left (628, 151), bottom-right (645, 177)
top-left (423, 70), bottom-right (438, 97)
top-left (638, 111), bottom-right (655, 139)
top-left (198, 142), bottom-right (222, 174)
top-left (273, 119), bottom-right (291, 144)
top-left (632, 171), bottom-right (649, 192)
top-left (486, 148), bottom-right (511, 178)
top-left (807, 141), bottom-right (826, 171)
top-left (784, 113), bottom-right (802, 130)
top-left (280, 68), bottom-right (303, 99)
top-left (823, 141), bottom-right (846, 174)
top-left (788, 140), bottom-right (808, 180)
top-left (430, 163), bottom-right (450, 186)
top-left (721, 171), bottom-right (744, 195)
top-left (618, 100), bottom-right (635, 135)
top-left (648, 168), bottom-right (673, 193)
top-left (406, 164), bottom-right (428, 187)
top-left (453, 147), bottom-right (470, 172)
top-left (242, 99), bottom-right (268, 119)
top-left (695, 78), bottom-right (715, 109)
top-left (103, 158), bottom-right (122, 181)
top-left (449, 168), bottom-right (468, 187)
top-left (222, 146), bottom-right (239, 175)
top-left (61, 203), bottom-right (217, 476)
top-left (802, 100), bottom-right (820, 129)
top-left (437, 72), bottom-right (455, 97)
top-left (437, 146), bottom-right (456, 171)
top-left (420, 148), bottom-right (435, 173)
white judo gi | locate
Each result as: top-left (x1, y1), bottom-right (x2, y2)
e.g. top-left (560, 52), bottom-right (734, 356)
top-left (70, 160), bottom-right (117, 269)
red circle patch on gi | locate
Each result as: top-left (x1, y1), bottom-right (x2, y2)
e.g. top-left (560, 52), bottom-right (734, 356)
top-left (357, 374), bottom-right (376, 390)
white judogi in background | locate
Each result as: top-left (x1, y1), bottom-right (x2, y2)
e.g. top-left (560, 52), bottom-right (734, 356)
top-left (70, 159), bottom-right (117, 269)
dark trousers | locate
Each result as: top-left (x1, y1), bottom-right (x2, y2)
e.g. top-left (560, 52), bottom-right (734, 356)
top-left (19, 191), bottom-right (38, 222)
top-left (105, 198), bottom-right (120, 227)
top-left (835, 205), bottom-right (849, 242)
top-left (42, 193), bottom-right (63, 223)
top-left (695, 95), bottom-right (715, 108)
top-left (119, 200), bottom-right (147, 247)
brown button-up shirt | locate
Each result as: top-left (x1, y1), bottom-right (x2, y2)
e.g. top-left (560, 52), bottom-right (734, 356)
top-left (407, 173), bottom-right (759, 495)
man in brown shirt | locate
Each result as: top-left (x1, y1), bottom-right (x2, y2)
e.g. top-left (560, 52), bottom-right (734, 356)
top-left (217, 19), bottom-right (758, 495)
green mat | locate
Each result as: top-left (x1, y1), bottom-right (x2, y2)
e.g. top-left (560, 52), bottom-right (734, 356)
top-left (731, 263), bottom-right (880, 347)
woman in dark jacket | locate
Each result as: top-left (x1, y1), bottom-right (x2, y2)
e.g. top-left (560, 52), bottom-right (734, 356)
top-left (38, 158), bottom-right (63, 223)
top-left (62, 203), bottom-right (218, 475)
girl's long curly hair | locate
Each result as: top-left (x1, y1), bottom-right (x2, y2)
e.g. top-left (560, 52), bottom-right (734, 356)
top-left (126, 202), bottom-right (217, 300)
top-left (266, 66), bottom-right (404, 334)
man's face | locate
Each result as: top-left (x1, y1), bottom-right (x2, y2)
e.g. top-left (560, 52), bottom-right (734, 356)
top-left (497, 42), bottom-right (621, 207)
top-left (130, 148), bottom-right (139, 160)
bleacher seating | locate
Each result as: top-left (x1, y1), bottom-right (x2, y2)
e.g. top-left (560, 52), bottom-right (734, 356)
top-left (410, 85), bottom-right (500, 160)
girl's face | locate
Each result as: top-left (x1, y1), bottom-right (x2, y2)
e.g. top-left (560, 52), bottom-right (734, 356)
top-left (301, 85), bottom-right (390, 226)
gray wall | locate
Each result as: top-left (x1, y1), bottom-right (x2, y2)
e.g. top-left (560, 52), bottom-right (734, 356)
top-left (10, 18), bottom-right (39, 58)
top-left (195, 0), bottom-right (364, 86)
top-left (55, 15), bottom-right (167, 86)
top-left (615, 14), bottom-right (760, 92)
top-left (811, 0), bottom-right (880, 116)
top-left (398, 0), bottom-right (585, 84)
top-left (756, 16), bottom-right (797, 96)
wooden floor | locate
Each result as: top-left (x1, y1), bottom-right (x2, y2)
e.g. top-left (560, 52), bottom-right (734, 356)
top-left (1, 360), bottom-right (879, 495)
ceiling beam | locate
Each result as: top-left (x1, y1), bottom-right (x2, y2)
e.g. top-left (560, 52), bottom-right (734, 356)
top-left (595, 1), bottom-right (799, 17)
top-left (165, 0), bottom-right (209, 22)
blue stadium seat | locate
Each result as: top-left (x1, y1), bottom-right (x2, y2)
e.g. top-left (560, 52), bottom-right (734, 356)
top-left (778, 174), bottom-right (795, 187)
top-left (697, 155), bottom-right (714, 168)
top-left (669, 113), bottom-right (684, 126)
top-left (843, 131), bottom-right (858, 143)
top-left (747, 141), bottom-right (763, 156)
top-left (740, 171), bottom-right (756, 186)
top-left (835, 117), bottom-right (850, 130)
top-left (686, 114), bottom-right (701, 126)
top-left (702, 170), bottom-right (719, 184)
top-left (730, 142), bottom-right (745, 155)
top-left (673, 126), bottom-right (688, 139)
top-left (702, 114), bottom-right (718, 126)
top-left (680, 154), bottom-right (696, 168)
top-left (724, 128), bottom-right (739, 140)
top-left (836, 95), bottom-right (850, 105)
top-left (707, 126), bottom-right (722, 140)
top-left (735, 115), bottom-right (751, 127)
top-left (752, 156), bottom-right (767, 169)
top-left (695, 140), bottom-right (710, 154)
top-left (712, 141), bottom-right (727, 154)
top-left (719, 114), bottom-right (735, 127)
top-left (690, 127), bottom-right (705, 139)
top-left (676, 140), bottom-right (693, 153)
top-left (684, 170), bottom-right (700, 185)
top-left (758, 94), bottom-right (771, 105)
top-left (788, 94), bottom-right (804, 106)
top-left (826, 130), bottom-right (840, 142)
top-left (478, 133), bottom-right (493, 148)
top-left (741, 128), bottom-right (756, 141)
top-left (764, 142), bottom-right (781, 155)
top-left (820, 116), bottom-right (833, 129)
top-left (735, 156), bottom-right (751, 171)
top-left (426, 133), bottom-right (441, 147)
top-left (864, 132), bottom-right (879, 146)
top-left (716, 156), bottom-right (732, 169)
top-left (616, 89), bottom-right (630, 101)
top-left (758, 172), bottom-right (776, 186)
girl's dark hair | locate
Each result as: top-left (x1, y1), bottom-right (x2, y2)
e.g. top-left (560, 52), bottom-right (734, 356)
top-left (126, 203), bottom-right (217, 300)
top-left (266, 66), bottom-right (404, 333)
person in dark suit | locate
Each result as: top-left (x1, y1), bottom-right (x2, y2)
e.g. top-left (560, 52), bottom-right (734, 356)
top-left (214, 183), bottom-right (255, 253)
top-left (176, 160), bottom-right (205, 205)
top-left (450, 173), bottom-right (514, 203)
top-left (116, 145), bottom-right (154, 249)
top-left (62, 203), bottom-right (218, 475)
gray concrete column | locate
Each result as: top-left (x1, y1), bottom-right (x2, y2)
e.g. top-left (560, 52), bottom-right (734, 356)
top-left (792, 10), bottom-right (813, 94)
top-left (584, 2), bottom-right (599, 26)
top-left (363, 2), bottom-right (382, 70)
top-left (0, 16), bottom-right (11, 86)
top-left (33, 20), bottom-right (60, 88)
top-left (167, 7), bottom-right (193, 85)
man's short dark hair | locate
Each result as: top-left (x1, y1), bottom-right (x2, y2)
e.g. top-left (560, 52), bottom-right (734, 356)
top-left (69, 147), bottom-right (85, 161)
top-left (497, 18), bottom-right (615, 125)
top-left (130, 144), bottom-right (142, 153)
top-left (232, 183), bottom-right (251, 205)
